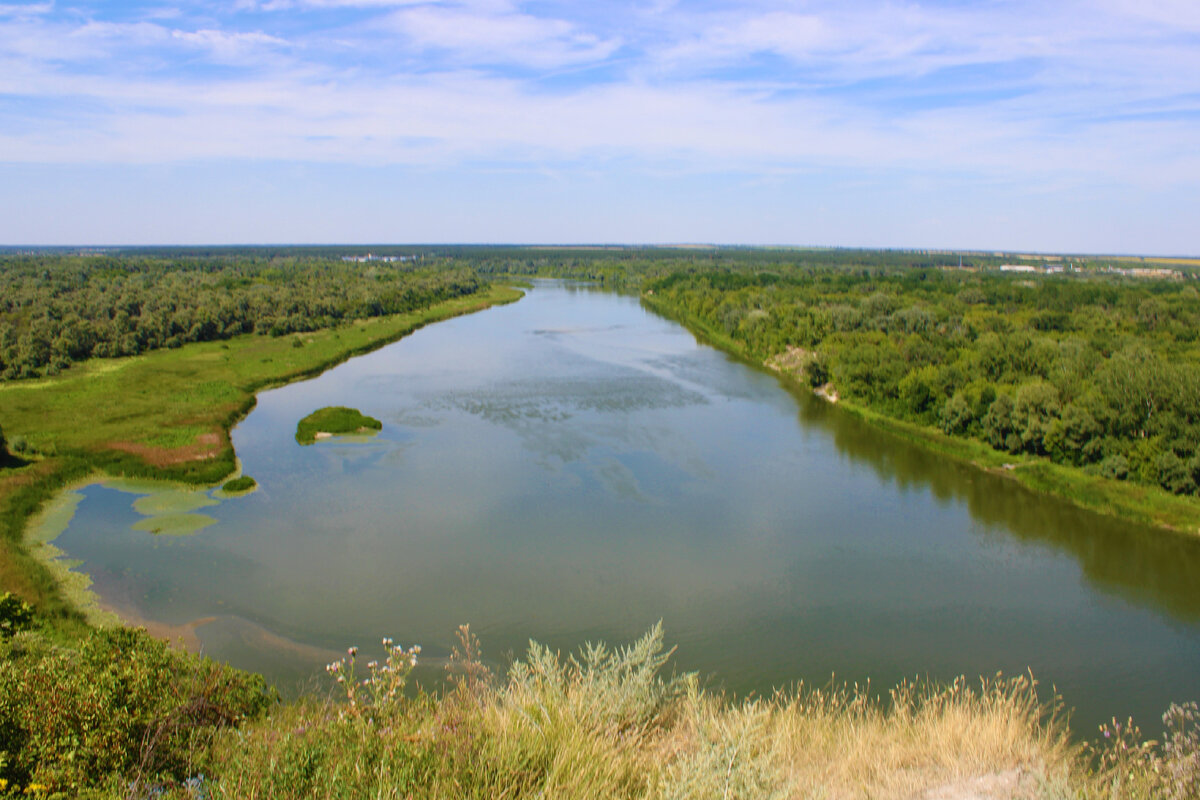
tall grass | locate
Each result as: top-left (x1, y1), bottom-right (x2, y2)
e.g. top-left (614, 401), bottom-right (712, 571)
top-left (201, 625), bottom-right (1103, 800)
top-left (2, 623), bottom-right (1195, 798)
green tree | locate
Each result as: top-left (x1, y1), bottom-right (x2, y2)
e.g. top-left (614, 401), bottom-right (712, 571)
top-left (983, 394), bottom-right (1016, 451)
top-left (1013, 380), bottom-right (1061, 455)
top-left (938, 394), bottom-right (973, 435)
top-left (1156, 451), bottom-right (1196, 495)
top-left (1045, 403), bottom-right (1102, 465)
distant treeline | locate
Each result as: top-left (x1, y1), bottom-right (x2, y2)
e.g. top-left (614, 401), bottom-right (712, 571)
top-left (0, 254), bottom-right (480, 380)
top-left (460, 246), bottom-right (1013, 290)
top-left (646, 267), bottom-right (1200, 497)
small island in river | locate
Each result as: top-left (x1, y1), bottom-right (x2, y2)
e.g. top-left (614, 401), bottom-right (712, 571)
top-left (220, 475), bottom-right (258, 494)
top-left (295, 406), bottom-right (383, 445)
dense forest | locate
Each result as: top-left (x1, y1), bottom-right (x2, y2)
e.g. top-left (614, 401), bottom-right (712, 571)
top-left (0, 253), bottom-right (481, 380)
top-left (0, 247), bottom-right (970, 379)
top-left (644, 267), bottom-right (1200, 498)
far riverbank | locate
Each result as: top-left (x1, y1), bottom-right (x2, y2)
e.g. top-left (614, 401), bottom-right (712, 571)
top-left (641, 291), bottom-right (1200, 539)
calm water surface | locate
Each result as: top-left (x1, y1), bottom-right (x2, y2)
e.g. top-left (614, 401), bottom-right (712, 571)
top-left (55, 282), bottom-right (1200, 731)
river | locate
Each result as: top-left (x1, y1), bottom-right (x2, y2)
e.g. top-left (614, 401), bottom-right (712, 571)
top-left (52, 280), bottom-right (1200, 732)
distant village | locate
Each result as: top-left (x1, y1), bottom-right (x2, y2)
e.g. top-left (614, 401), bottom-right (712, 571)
top-left (339, 253), bottom-right (420, 264)
top-left (939, 255), bottom-right (1186, 279)
top-left (997, 263), bottom-right (1182, 279)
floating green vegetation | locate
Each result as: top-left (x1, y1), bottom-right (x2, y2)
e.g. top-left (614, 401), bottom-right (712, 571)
top-left (221, 475), bottom-right (257, 493)
top-left (295, 406), bottom-right (383, 445)
top-left (131, 512), bottom-right (217, 536)
top-left (121, 485), bottom-right (221, 535)
top-left (131, 488), bottom-right (218, 517)
top-left (24, 487), bottom-right (121, 627)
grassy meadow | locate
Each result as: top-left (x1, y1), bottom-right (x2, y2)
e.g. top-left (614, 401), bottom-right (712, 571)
top-left (0, 284), bottom-right (522, 628)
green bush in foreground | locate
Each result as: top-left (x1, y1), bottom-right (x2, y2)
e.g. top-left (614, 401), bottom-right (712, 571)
top-left (295, 406), bottom-right (383, 445)
top-left (0, 594), bottom-right (32, 639)
top-left (221, 475), bottom-right (256, 493)
top-left (0, 626), bottom-right (276, 798)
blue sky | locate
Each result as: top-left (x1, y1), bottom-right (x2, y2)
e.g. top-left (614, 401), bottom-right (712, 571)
top-left (1, 0), bottom-right (1198, 252)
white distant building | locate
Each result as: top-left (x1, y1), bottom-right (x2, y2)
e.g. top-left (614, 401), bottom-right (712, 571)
top-left (999, 264), bottom-right (1038, 273)
top-left (341, 253), bottom-right (408, 263)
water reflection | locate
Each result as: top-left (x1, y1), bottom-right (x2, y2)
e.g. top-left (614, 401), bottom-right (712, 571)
top-left (797, 396), bottom-right (1200, 623)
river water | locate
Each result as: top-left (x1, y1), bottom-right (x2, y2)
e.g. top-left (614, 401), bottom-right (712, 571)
top-left (53, 281), bottom-right (1200, 732)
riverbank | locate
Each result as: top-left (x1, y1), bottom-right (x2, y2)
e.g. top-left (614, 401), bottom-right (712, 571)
top-left (0, 284), bottom-right (524, 630)
top-left (641, 292), bottom-right (1200, 538)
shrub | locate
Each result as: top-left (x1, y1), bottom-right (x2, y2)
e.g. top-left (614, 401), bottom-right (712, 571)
top-left (295, 406), bottom-right (382, 445)
top-left (1156, 451), bottom-right (1196, 496)
top-left (221, 475), bottom-right (256, 493)
top-left (0, 595), bottom-right (32, 638)
top-left (1161, 701), bottom-right (1200, 800)
top-left (0, 627), bottom-right (276, 795)
top-left (1096, 454), bottom-right (1130, 481)
top-left (804, 355), bottom-right (827, 388)
top-left (1088, 703), bottom-right (1200, 800)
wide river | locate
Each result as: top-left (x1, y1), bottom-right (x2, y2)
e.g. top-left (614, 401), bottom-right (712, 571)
top-left (54, 281), bottom-right (1200, 732)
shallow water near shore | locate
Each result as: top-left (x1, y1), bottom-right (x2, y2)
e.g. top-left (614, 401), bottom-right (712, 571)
top-left (52, 281), bottom-right (1200, 731)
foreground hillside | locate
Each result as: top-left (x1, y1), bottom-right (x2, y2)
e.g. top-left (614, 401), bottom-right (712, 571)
top-left (0, 618), bottom-right (1195, 800)
top-left (2, 620), bottom-right (1197, 799)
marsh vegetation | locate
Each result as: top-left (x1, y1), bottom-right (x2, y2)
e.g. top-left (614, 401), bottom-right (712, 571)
top-left (294, 407), bottom-right (382, 445)
top-left (220, 476), bottom-right (257, 493)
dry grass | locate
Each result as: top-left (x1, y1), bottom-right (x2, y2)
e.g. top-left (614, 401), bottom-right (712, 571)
top-left (202, 626), bottom-right (1095, 800)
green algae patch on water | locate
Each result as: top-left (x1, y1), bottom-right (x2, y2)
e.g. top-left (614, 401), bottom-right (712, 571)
top-left (132, 512), bottom-right (218, 536)
top-left (114, 482), bottom-right (220, 535)
top-left (295, 406), bottom-right (382, 445)
top-left (131, 488), bottom-right (219, 516)
top-left (25, 483), bottom-right (122, 627)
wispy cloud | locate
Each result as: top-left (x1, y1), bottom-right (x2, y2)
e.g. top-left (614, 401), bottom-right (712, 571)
top-left (384, 3), bottom-right (621, 68)
top-left (0, 2), bottom-right (51, 16)
top-left (0, 0), bottom-right (1197, 248)
top-left (171, 28), bottom-right (289, 62)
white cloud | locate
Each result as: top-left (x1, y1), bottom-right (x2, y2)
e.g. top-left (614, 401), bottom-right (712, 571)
top-left (0, 1), bottom-right (1196, 194)
top-left (0, 2), bottom-right (51, 16)
top-left (171, 28), bottom-right (288, 61)
top-left (385, 4), bottom-right (621, 68)
top-left (237, 0), bottom-right (434, 10)
top-left (1098, 0), bottom-right (1200, 31)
